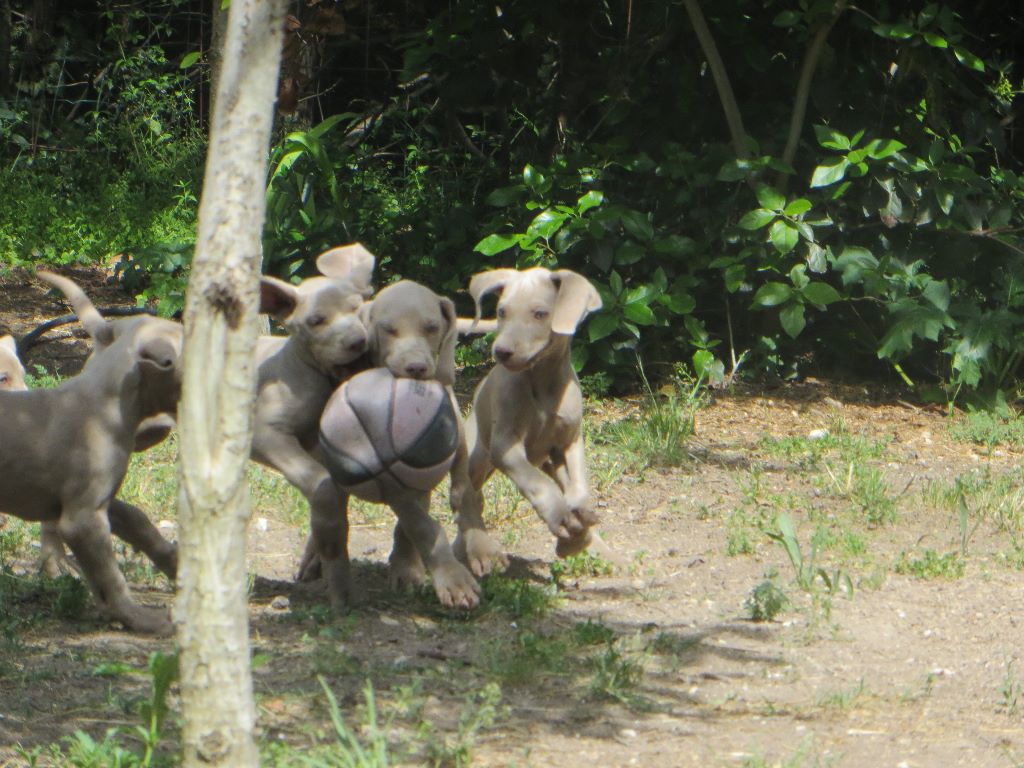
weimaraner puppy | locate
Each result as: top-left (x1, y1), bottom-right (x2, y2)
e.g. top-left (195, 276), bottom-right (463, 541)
top-left (356, 279), bottom-right (481, 609)
top-left (254, 244), bottom-right (376, 611)
top-left (450, 267), bottom-right (603, 576)
top-left (0, 272), bottom-right (181, 634)
top-left (2, 331), bottom-right (177, 579)
top-left (0, 335), bottom-right (26, 390)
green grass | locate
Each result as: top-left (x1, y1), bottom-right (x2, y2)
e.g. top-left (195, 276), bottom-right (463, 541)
top-left (949, 410), bottom-right (1024, 450)
top-left (893, 549), bottom-right (965, 580)
top-left (591, 370), bottom-right (705, 470)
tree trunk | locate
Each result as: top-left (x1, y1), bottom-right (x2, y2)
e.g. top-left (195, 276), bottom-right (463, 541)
top-left (208, 0), bottom-right (228, 121)
top-left (175, 0), bottom-right (286, 766)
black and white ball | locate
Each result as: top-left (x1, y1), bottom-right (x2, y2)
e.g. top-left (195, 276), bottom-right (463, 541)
top-left (319, 368), bottom-right (459, 502)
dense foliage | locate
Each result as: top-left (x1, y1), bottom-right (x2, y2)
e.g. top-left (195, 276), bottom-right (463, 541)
top-left (3, 0), bottom-right (1024, 401)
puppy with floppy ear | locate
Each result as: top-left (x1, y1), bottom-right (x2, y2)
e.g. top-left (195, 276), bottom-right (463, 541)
top-left (0, 272), bottom-right (182, 634)
top-left (306, 279), bottom-right (481, 609)
top-left (450, 266), bottom-right (603, 576)
top-left (0, 335), bottom-right (26, 391)
top-left (251, 243), bottom-right (376, 611)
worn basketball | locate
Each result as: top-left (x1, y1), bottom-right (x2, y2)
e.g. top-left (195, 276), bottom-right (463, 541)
top-left (319, 367), bottom-right (459, 502)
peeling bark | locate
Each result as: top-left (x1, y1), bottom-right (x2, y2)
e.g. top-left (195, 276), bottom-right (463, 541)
top-left (175, 1), bottom-right (287, 766)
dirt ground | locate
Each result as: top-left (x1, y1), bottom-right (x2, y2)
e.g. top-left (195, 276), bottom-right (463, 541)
top-left (0, 269), bottom-right (1023, 767)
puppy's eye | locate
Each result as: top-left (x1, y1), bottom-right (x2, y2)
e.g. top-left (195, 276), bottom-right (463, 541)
top-left (307, 314), bottom-right (326, 328)
top-left (423, 322), bottom-right (440, 335)
top-left (381, 324), bottom-right (398, 337)
top-left (497, 306), bottom-right (507, 319)
top-left (0, 374), bottom-right (8, 384)
top-left (533, 309), bottom-right (549, 320)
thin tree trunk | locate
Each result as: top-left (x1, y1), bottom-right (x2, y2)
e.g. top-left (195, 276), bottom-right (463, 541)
top-left (680, 0), bottom-right (749, 160)
top-left (208, 0), bottom-right (228, 122)
top-left (776, 0), bottom-right (848, 189)
top-left (175, 0), bottom-right (286, 766)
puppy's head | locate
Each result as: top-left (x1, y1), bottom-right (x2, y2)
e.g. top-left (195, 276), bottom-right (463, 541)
top-left (260, 244), bottom-right (375, 380)
top-left (469, 267), bottom-right (602, 372)
top-left (364, 280), bottom-right (457, 386)
top-left (0, 335), bottom-right (26, 391)
top-left (128, 316), bottom-right (185, 417)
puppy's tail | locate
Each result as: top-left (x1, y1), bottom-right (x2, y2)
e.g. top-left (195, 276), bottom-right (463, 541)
top-left (37, 271), bottom-right (115, 348)
top-left (456, 317), bottom-right (497, 336)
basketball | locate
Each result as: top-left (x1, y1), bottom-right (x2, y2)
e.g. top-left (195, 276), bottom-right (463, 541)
top-left (319, 368), bottom-right (459, 502)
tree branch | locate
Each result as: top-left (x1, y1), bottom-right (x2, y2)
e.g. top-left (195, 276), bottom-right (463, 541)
top-left (680, 0), bottom-right (749, 159)
top-left (777, 1), bottom-right (849, 189)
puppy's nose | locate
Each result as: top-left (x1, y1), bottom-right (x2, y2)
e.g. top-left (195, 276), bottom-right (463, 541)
top-left (404, 362), bottom-right (428, 379)
top-left (494, 346), bottom-right (513, 364)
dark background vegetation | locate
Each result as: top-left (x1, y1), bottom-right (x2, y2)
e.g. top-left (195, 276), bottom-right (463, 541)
top-left (2, 0), bottom-right (1023, 401)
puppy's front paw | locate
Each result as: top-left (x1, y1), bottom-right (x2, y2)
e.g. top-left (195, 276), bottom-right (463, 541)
top-left (121, 605), bottom-right (174, 636)
top-left (431, 561), bottom-right (480, 610)
top-left (454, 529), bottom-right (508, 577)
top-left (389, 550), bottom-right (427, 591)
top-left (554, 527), bottom-right (593, 558)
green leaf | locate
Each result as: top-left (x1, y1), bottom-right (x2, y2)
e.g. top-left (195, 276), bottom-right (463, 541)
top-left (865, 138), bottom-right (906, 160)
top-left (474, 233), bottom-right (521, 256)
top-left (739, 208), bottom-right (777, 230)
top-left (717, 158), bottom-right (755, 182)
top-left (308, 113), bottom-right (352, 140)
top-left (577, 190), bottom-right (605, 214)
top-left (802, 282), bottom-right (842, 306)
top-left (784, 198), bottom-right (812, 217)
top-left (780, 303), bottom-right (807, 338)
top-left (755, 185), bottom-right (786, 212)
top-left (873, 22), bottom-right (915, 40)
top-left (922, 279), bottom-right (950, 311)
top-left (180, 51), bottom-right (201, 69)
top-left (806, 242), bottom-right (828, 273)
top-left (773, 10), bottom-right (801, 27)
top-left (953, 46), bottom-right (985, 72)
top-left (813, 125), bottom-right (850, 151)
top-left (789, 263), bottom-right (810, 290)
top-left (922, 32), bottom-right (948, 48)
top-left (622, 302), bottom-right (656, 325)
top-left (609, 270), bottom-right (624, 296)
top-left (661, 289), bottom-right (696, 315)
top-left (810, 158), bottom-right (850, 187)
top-left (614, 242), bottom-right (645, 266)
top-left (588, 313), bottom-right (618, 342)
top-left (751, 282), bottom-right (794, 308)
top-left (692, 350), bottom-right (725, 384)
top-left (724, 264), bottom-right (748, 293)
top-left (769, 219), bottom-right (799, 254)
top-left (623, 284), bottom-right (655, 306)
top-left (486, 185), bottom-right (526, 207)
top-left (653, 235), bottom-right (697, 255)
top-left (877, 302), bottom-right (951, 359)
top-left (834, 246), bottom-right (878, 285)
top-left (527, 209), bottom-right (569, 240)
top-left (619, 209), bottom-right (655, 241)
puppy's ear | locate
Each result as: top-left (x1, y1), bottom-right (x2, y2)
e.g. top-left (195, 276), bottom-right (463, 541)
top-left (0, 335), bottom-right (16, 354)
top-left (551, 270), bottom-right (602, 335)
top-left (317, 243), bottom-right (376, 296)
top-left (136, 336), bottom-right (178, 373)
top-left (436, 296), bottom-right (458, 387)
top-left (468, 268), bottom-right (519, 323)
top-left (259, 276), bottom-right (299, 321)
top-left (37, 270), bottom-right (115, 348)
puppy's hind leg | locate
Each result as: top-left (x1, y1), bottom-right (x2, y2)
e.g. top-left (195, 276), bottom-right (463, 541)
top-left (451, 419), bottom-right (507, 577)
top-left (59, 504), bottom-right (172, 635)
top-left (388, 520), bottom-right (427, 590)
top-left (107, 499), bottom-right (178, 578)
